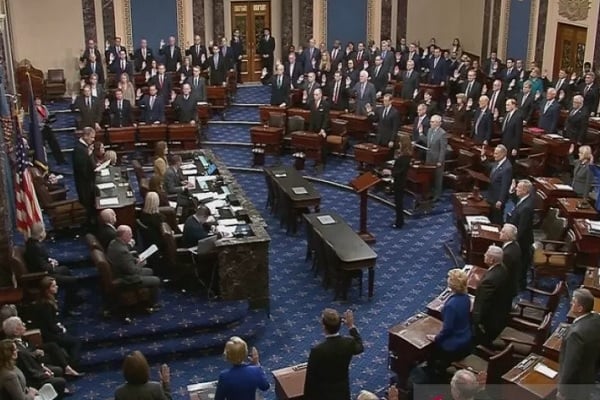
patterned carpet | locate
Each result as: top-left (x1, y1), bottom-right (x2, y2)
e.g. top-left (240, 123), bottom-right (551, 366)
top-left (23, 85), bottom-right (580, 400)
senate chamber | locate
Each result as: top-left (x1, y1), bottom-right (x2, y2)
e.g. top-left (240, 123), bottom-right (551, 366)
top-left (1, 0), bottom-right (600, 399)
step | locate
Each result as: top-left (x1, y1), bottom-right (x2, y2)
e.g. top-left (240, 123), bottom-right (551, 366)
top-left (79, 310), bottom-right (266, 369)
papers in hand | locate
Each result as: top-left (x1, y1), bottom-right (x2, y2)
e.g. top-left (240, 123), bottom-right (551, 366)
top-left (317, 215), bottom-right (336, 225)
top-left (95, 159), bottom-right (111, 172)
top-left (138, 244), bottom-right (159, 262)
top-left (292, 186), bottom-right (308, 195)
top-left (554, 183), bottom-right (573, 191)
top-left (96, 182), bottom-right (116, 190)
top-left (34, 382), bottom-right (58, 400)
top-left (187, 380), bottom-right (217, 399)
top-left (533, 362), bottom-right (558, 379)
top-left (99, 197), bottom-right (119, 206)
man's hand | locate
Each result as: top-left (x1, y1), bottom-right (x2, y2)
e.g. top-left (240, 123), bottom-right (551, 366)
top-left (365, 103), bottom-right (372, 114)
top-left (105, 98), bottom-right (110, 109)
top-left (426, 334), bottom-right (436, 341)
top-left (510, 179), bottom-right (517, 193)
top-left (249, 346), bottom-right (260, 365)
top-left (495, 201), bottom-right (502, 209)
top-left (388, 386), bottom-right (399, 400)
top-left (436, 162), bottom-right (442, 167)
top-left (171, 91), bottom-right (177, 103)
top-left (319, 129), bottom-right (326, 138)
top-left (95, 123), bottom-right (101, 131)
top-left (342, 309), bottom-right (355, 328)
top-left (511, 149), bottom-right (517, 156)
top-left (160, 39), bottom-right (165, 48)
top-left (159, 364), bottom-right (170, 385)
top-left (33, 349), bottom-right (44, 358)
top-left (279, 102), bottom-right (286, 108)
top-left (71, 92), bottom-right (77, 102)
top-left (376, 91), bottom-right (382, 98)
top-left (190, 120), bottom-right (196, 126)
top-left (388, 141), bottom-right (394, 148)
top-left (136, 88), bottom-right (142, 98)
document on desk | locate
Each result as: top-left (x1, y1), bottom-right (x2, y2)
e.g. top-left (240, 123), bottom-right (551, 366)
top-left (188, 177), bottom-right (196, 187)
top-left (219, 218), bottom-right (240, 226)
top-left (317, 215), bottom-right (336, 225)
top-left (192, 192), bottom-right (215, 202)
top-left (554, 184), bottom-right (573, 191)
top-left (466, 215), bottom-right (490, 230)
top-left (545, 133), bottom-right (564, 139)
top-left (206, 199), bottom-right (227, 214)
top-left (96, 182), bottom-right (116, 190)
top-left (98, 197), bottom-right (119, 206)
top-left (292, 186), bottom-right (308, 195)
top-left (182, 168), bottom-right (198, 176)
top-left (479, 225), bottom-right (499, 233)
top-left (196, 175), bottom-right (217, 184)
top-left (180, 163), bottom-right (196, 169)
top-left (533, 362), bottom-right (558, 379)
top-left (216, 225), bottom-right (237, 237)
top-left (138, 244), bottom-right (158, 261)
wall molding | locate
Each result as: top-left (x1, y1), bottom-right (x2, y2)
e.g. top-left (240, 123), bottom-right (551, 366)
top-left (527, 0), bottom-right (538, 64)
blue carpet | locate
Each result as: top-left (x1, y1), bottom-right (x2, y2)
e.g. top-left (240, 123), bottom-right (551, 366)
top-left (22, 86), bottom-right (579, 399)
top-left (212, 105), bottom-right (260, 122)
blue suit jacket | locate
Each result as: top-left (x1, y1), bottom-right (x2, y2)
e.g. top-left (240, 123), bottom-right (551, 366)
top-left (472, 108), bottom-right (493, 144)
top-left (215, 364), bottom-right (270, 400)
top-left (182, 215), bottom-right (209, 247)
top-left (537, 100), bottom-right (560, 133)
top-left (486, 158), bottom-right (513, 204)
top-left (137, 95), bottom-right (165, 124)
top-left (412, 115), bottom-right (430, 142)
top-left (435, 293), bottom-right (472, 352)
top-left (427, 57), bottom-right (448, 84)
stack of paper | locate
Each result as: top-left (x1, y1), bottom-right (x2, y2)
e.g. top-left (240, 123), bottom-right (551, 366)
top-left (292, 186), bottom-right (308, 195)
top-left (466, 216), bottom-right (490, 230)
top-left (317, 215), bottom-right (335, 225)
top-left (192, 192), bottom-right (215, 202)
top-left (182, 168), bottom-right (198, 176)
top-left (99, 197), bottom-right (119, 206)
top-left (554, 184), bottom-right (573, 191)
top-left (96, 182), bottom-right (116, 190)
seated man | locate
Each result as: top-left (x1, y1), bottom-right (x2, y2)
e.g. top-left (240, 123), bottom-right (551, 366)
top-left (106, 225), bottom-right (160, 305)
top-left (163, 155), bottom-right (188, 195)
top-left (182, 205), bottom-right (215, 248)
top-left (97, 208), bottom-right (117, 250)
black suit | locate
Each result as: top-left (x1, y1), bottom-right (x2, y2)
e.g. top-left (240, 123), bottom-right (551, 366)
top-left (370, 64), bottom-right (389, 93)
top-left (460, 80), bottom-right (482, 104)
top-left (206, 53), bottom-right (227, 85)
top-left (137, 95), bottom-right (165, 124)
top-left (564, 107), bottom-right (589, 144)
top-left (270, 74), bottom-right (291, 106)
top-left (109, 59), bottom-right (134, 77)
top-left (308, 99), bottom-right (330, 134)
top-left (400, 70), bottom-right (420, 100)
top-left (427, 57), bottom-right (448, 85)
top-left (537, 99), bottom-right (561, 133)
top-left (393, 155), bottom-right (411, 226)
top-left (258, 35), bottom-right (275, 76)
top-left (516, 91), bottom-right (536, 123)
top-left (485, 158), bottom-right (512, 224)
top-left (96, 223), bottom-right (117, 250)
top-left (72, 139), bottom-right (96, 220)
top-left (108, 99), bottom-right (133, 127)
top-left (80, 61), bottom-right (105, 84)
top-left (149, 73), bottom-right (172, 100)
top-left (412, 115), bottom-right (430, 142)
top-left (80, 48), bottom-right (102, 63)
top-left (487, 90), bottom-right (506, 116)
top-left (230, 37), bottom-right (244, 82)
top-left (502, 241), bottom-right (522, 298)
top-left (558, 312), bottom-right (600, 400)
top-left (133, 47), bottom-right (154, 72)
top-left (327, 80), bottom-right (349, 111)
top-left (15, 339), bottom-right (66, 396)
top-left (185, 76), bottom-right (207, 102)
top-left (172, 94), bottom-right (199, 123)
top-left (368, 105), bottom-right (399, 146)
top-left (284, 61), bottom-right (304, 88)
top-left (70, 95), bottom-right (102, 129)
top-left (186, 44), bottom-right (207, 67)
top-left (554, 77), bottom-right (569, 98)
top-left (500, 109), bottom-right (523, 155)
top-left (302, 47), bottom-right (321, 74)
top-left (329, 47), bottom-right (344, 71)
top-left (507, 194), bottom-right (535, 286)
top-left (304, 328), bottom-right (364, 400)
top-left (472, 264), bottom-right (512, 345)
top-left (472, 108), bottom-right (493, 144)
top-left (159, 45), bottom-right (182, 72)
top-left (572, 82), bottom-right (600, 115)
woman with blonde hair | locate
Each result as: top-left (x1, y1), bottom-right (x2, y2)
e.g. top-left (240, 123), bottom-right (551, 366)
top-left (571, 144), bottom-right (594, 198)
top-left (424, 268), bottom-right (472, 380)
top-left (117, 72), bottom-right (136, 104)
top-left (139, 192), bottom-right (166, 254)
top-left (105, 150), bottom-right (118, 166)
top-left (0, 339), bottom-right (37, 399)
top-left (153, 141), bottom-right (169, 178)
top-left (215, 336), bottom-right (269, 400)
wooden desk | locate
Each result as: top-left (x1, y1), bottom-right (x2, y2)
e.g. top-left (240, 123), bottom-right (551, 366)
top-left (572, 219), bottom-right (600, 267)
top-left (451, 192), bottom-right (491, 256)
top-left (426, 289), bottom-right (475, 319)
top-left (542, 323), bottom-right (569, 362)
top-left (250, 126), bottom-right (285, 154)
top-left (406, 162), bottom-right (436, 209)
top-left (95, 166), bottom-right (136, 228)
top-left (501, 354), bottom-right (559, 400)
top-left (291, 131), bottom-right (324, 164)
top-left (304, 212), bottom-right (377, 299)
top-left (583, 267), bottom-right (600, 296)
top-left (258, 105), bottom-right (284, 125)
top-left (557, 198), bottom-right (599, 224)
top-left (388, 313), bottom-right (442, 388)
top-left (168, 123), bottom-right (199, 150)
top-left (264, 166), bottom-right (321, 234)
top-left (566, 296), bottom-right (600, 322)
top-left (532, 177), bottom-right (576, 213)
top-left (339, 113), bottom-right (372, 141)
top-left (287, 107), bottom-right (310, 124)
top-left (467, 223), bottom-right (501, 266)
top-left (523, 129), bottom-right (571, 171)
top-left (272, 364), bottom-right (306, 400)
top-left (353, 143), bottom-right (392, 168)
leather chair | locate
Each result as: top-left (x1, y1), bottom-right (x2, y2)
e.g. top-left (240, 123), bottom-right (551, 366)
top-left (515, 138), bottom-right (547, 178)
top-left (494, 313), bottom-right (553, 358)
top-left (287, 115), bottom-right (306, 136)
top-left (533, 207), bottom-right (568, 244)
top-left (532, 229), bottom-right (576, 288)
top-left (131, 160), bottom-right (147, 185)
top-left (510, 281), bottom-right (564, 324)
top-left (10, 246), bottom-right (47, 302)
top-left (44, 69), bottom-right (66, 99)
top-left (32, 174), bottom-right (87, 231)
top-left (160, 223), bottom-right (207, 292)
top-left (85, 233), bottom-right (104, 252)
top-left (327, 118), bottom-right (348, 154)
top-left (444, 148), bottom-right (475, 192)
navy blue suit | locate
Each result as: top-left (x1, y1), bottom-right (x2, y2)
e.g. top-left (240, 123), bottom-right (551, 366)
top-left (412, 115), bottom-right (430, 142)
top-left (485, 158), bottom-right (513, 224)
top-left (215, 364), bottom-right (270, 400)
top-left (182, 215), bottom-right (209, 247)
top-left (137, 95), bottom-right (165, 124)
top-left (109, 59), bottom-right (134, 77)
top-left (427, 57), bottom-right (448, 85)
top-left (472, 108), bottom-right (493, 144)
top-left (501, 109), bottom-right (523, 154)
top-left (436, 293), bottom-right (472, 352)
top-left (302, 47), bottom-right (321, 73)
top-left (537, 99), bottom-right (560, 133)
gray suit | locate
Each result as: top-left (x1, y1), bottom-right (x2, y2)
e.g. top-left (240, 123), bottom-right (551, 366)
top-left (115, 381), bottom-right (171, 400)
top-left (106, 238), bottom-right (160, 299)
top-left (0, 367), bottom-right (34, 399)
top-left (421, 126), bottom-right (448, 199)
top-left (572, 160), bottom-right (592, 198)
top-left (185, 76), bottom-right (207, 102)
top-left (163, 166), bottom-right (185, 195)
top-left (558, 312), bottom-right (600, 400)
top-left (352, 81), bottom-right (376, 115)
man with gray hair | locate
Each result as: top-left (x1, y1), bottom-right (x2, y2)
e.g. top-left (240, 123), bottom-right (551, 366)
top-left (480, 144), bottom-right (512, 224)
top-left (537, 87), bottom-right (560, 133)
top-left (557, 288), bottom-right (600, 400)
top-left (507, 179), bottom-right (534, 289)
top-left (420, 114), bottom-right (447, 201)
top-left (472, 245), bottom-right (511, 345)
top-left (450, 369), bottom-right (480, 400)
top-left (564, 94), bottom-right (588, 145)
top-left (499, 223), bottom-right (521, 297)
top-left (351, 70), bottom-right (376, 115)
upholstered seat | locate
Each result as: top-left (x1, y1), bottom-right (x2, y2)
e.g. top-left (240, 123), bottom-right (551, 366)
top-left (44, 69), bottom-right (66, 99)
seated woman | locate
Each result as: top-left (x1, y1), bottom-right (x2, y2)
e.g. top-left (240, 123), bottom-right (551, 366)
top-left (0, 338), bottom-right (37, 400)
top-left (571, 145), bottom-right (593, 198)
top-left (92, 141), bottom-right (107, 166)
top-left (33, 277), bottom-right (82, 367)
top-left (215, 336), bottom-right (269, 400)
top-left (23, 223), bottom-right (80, 315)
top-left (153, 141), bottom-right (169, 178)
top-left (425, 269), bottom-right (472, 380)
top-left (114, 351), bottom-right (171, 400)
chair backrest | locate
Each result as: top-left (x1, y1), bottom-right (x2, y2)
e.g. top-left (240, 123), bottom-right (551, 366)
top-left (160, 223), bottom-right (177, 269)
top-left (533, 313), bottom-right (553, 352)
top-left (268, 112), bottom-right (286, 129)
top-left (91, 249), bottom-right (113, 294)
top-left (85, 233), bottom-right (104, 253)
top-left (46, 69), bottom-right (65, 82)
top-left (546, 281), bottom-right (564, 314)
top-left (9, 247), bottom-right (27, 280)
top-left (330, 119), bottom-right (347, 136)
top-left (541, 208), bottom-right (568, 241)
top-left (486, 343), bottom-right (514, 384)
top-left (287, 115), bottom-right (305, 133)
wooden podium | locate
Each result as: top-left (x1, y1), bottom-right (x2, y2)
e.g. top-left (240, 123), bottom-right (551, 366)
top-left (350, 172), bottom-right (381, 243)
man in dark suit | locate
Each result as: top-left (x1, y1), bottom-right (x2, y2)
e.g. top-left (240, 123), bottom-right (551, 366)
top-left (105, 36), bottom-right (124, 65)
top-left (412, 103), bottom-right (430, 142)
top-left (564, 94), bottom-right (589, 144)
top-left (554, 69), bottom-right (570, 99)
top-left (97, 209), bottom-right (117, 250)
top-left (472, 95), bottom-right (493, 145)
top-left (473, 246), bottom-right (512, 347)
top-left (570, 72), bottom-right (600, 116)
top-left (516, 80), bottom-right (536, 124)
top-left (108, 89), bottom-right (133, 127)
top-left (537, 88), bottom-right (560, 133)
top-left (219, 37), bottom-right (235, 71)
top-left (404, 43), bottom-right (420, 72)
top-left (498, 58), bottom-right (519, 95)
top-left (80, 39), bottom-right (102, 63)
top-left (366, 94), bottom-right (399, 147)
top-left (186, 35), bottom-right (208, 67)
top-left (109, 49), bottom-right (134, 77)
top-left (427, 47), bottom-right (448, 85)
top-left (284, 52), bottom-right (304, 89)
top-left (230, 29), bottom-right (244, 83)
top-left (136, 84), bottom-right (165, 124)
top-left (557, 288), bottom-right (600, 400)
top-left (329, 40), bottom-right (344, 71)
top-left (328, 70), bottom-right (349, 111)
top-left (481, 144), bottom-right (512, 224)
top-left (171, 83), bottom-right (199, 123)
top-left (501, 99), bottom-right (523, 157)
top-left (354, 42), bottom-right (370, 68)
top-left (133, 38), bottom-right (154, 72)
top-left (70, 85), bottom-right (102, 130)
top-left (206, 44), bottom-right (227, 86)
top-left (487, 79), bottom-right (505, 117)
top-left (460, 70), bottom-right (482, 104)
top-left (507, 179), bottom-right (535, 289)
top-left (400, 59), bottom-right (420, 100)
top-left (302, 37), bottom-right (321, 74)
top-left (164, 155), bottom-right (187, 195)
top-left (378, 40), bottom-right (395, 75)
top-left (149, 64), bottom-right (172, 101)
top-left (270, 64), bottom-right (290, 107)
top-left (258, 28), bottom-right (275, 79)
top-left (304, 309), bottom-right (364, 400)
top-left (369, 55), bottom-right (389, 96)
top-left (80, 52), bottom-right (104, 84)
top-left (499, 223), bottom-right (522, 298)
top-left (185, 66), bottom-right (207, 102)
top-left (159, 36), bottom-right (182, 72)
top-left (351, 70), bottom-right (376, 116)
top-left (482, 51), bottom-right (502, 78)
top-left (72, 127), bottom-right (96, 225)
top-left (302, 72), bottom-right (320, 108)
top-left (182, 205), bottom-right (213, 247)
top-left (106, 225), bottom-right (160, 302)
top-left (308, 88), bottom-right (330, 136)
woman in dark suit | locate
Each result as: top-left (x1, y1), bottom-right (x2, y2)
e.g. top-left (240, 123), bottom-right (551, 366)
top-left (448, 93), bottom-right (472, 135)
top-left (114, 351), bottom-right (171, 400)
top-left (392, 135), bottom-right (412, 229)
top-left (425, 268), bottom-right (472, 380)
top-left (571, 145), bottom-right (594, 198)
top-left (148, 175), bottom-right (170, 207)
top-left (215, 336), bottom-right (269, 400)
top-left (0, 339), bottom-right (36, 399)
top-left (34, 277), bottom-right (82, 366)
top-left (139, 192), bottom-right (167, 273)
top-left (423, 89), bottom-right (438, 117)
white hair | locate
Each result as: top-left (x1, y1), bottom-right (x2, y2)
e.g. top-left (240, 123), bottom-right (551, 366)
top-left (486, 245), bottom-right (504, 263)
top-left (2, 316), bottom-right (23, 337)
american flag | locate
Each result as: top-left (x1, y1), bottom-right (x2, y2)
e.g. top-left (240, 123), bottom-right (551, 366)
top-left (14, 122), bottom-right (43, 237)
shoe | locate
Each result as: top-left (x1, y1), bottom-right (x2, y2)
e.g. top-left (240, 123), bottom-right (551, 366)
top-left (65, 372), bottom-right (86, 379)
top-left (392, 223), bottom-right (404, 229)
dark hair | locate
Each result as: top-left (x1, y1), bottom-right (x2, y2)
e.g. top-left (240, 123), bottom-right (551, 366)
top-left (0, 339), bottom-right (15, 370)
top-left (40, 276), bottom-right (58, 309)
top-left (122, 351), bottom-right (150, 384)
top-left (168, 154), bottom-right (182, 166)
top-left (398, 134), bottom-right (412, 156)
top-left (321, 308), bottom-right (341, 334)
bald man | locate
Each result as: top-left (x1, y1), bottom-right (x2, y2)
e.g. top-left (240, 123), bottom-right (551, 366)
top-left (97, 208), bottom-right (117, 250)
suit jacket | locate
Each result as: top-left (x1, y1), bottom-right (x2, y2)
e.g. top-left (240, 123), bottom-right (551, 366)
top-left (149, 73), bottom-right (173, 100)
top-left (182, 215), bottom-right (210, 247)
top-left (186, 44), bottom-right (207, 67)
top-left (378, 49), bottom-right (395, 75)
top-left (185, 76), bottom-right (207, 102)
top-left (164, 166), bottom-right (184, 195)
top-left (572, 160), bottom-right (592, 197)
top-left (218, 46), bottom-right (235, 69)
top-left (369, 64), bottom-right (389, 93)
top-left (115, 381), bottom-right (171, 400)
top-left (472, 108), bottom-right (493, 144)
top-left (537, 100), bottom-right (560, 133)
top-left (516, 91), bottom-right (536, 123)
top-left (214, 364), bottom-right (269, 400)
top-left (159, 45), bottom-right (182, 72)
top-left (106, 239), bottom-right (144, 285)
top-left (108, 99), bottom-right (133, 127)
top-left (284, 61), bottom-right (303, 88)
top-left (71, 95), bottom-right (102, 128)
top-left (368, 105), bottom-right (399, 146)
top-left (270, 74), bottom-right (291, 106)
top-left (412, 115), bottom-right (430, 142)
top-left (500, 109), bottom-right (523, 154)
top-left (173, 94), bottom-right (199, 123)
top-left (460, 80), bottom-right (482, 104)
top-left (0, 367), bottom-right (34, 400)
top-left (421, 127), bottom-right (448, 165)
top-left (427, 57), bottom-right (448, 85)
top-left (302, 81), bottom-right (321, 108)
top-left (352, 81), bottom-right (376, 115)
top-left (507, 194), bottom-right (535, 252)
top-left (304, 328), bottom-right (364, 400)
top-left (206, 53), bottom-right (227, 85)
top-left (573, 82), bottom-right (600, 115)
top-left (257, 36), bottom-right (275, 60)
top-left (485, 158), bottom-right (512, 205)
top-left (329, 47), bottom-right (345, 71)
top-left (452, 104), bottom-right (472, 135)
top-left (499, 67), bottom-right (519, 90)
top-left (80, 47), bottom-right (102, 63)
top-left (308, 99), bottom-right (330, 133)
top-left (558, 312), bottom-right (600, 399)
top-left (133, 47), bottom-right (154, 72)
top-left (23, 238), bottom-right (52, 273)
top-left (15, 339), bottom-right (58, 386)
top-left (400, 70), bottom-right (420, 100)
top-left (327, 80), bottom-right (350, 111)
top-left (106, 45), bottom-right (125, 63)
top-left (72, 140), bottom-right (96, 209)
top-left (554, 77), bottom-right (569, 98)
top-left (487, 90), bottom-right (506, 116)
top-left (435, 293), bottom-right (472, 352)
top-left (80, 61), bottom-right (105, 84)
top-left (96, 223), bottom-right (117, 250)
top-left (502, 241), bottom-right (522, 297)
top-left (564, 107), bottom-right (589, 144)
top-left (109, 59), bottom-right (134, 77)
top-left (353, 49), bottom-right (370, 68)
top-left (230, 38), bottom-right (244, 61)
top-left (472, 264), bottom-right (512, 345)
top-left (137, 95), bottom-right (165, 124)
top-left (302, 47), bottom-right (321, 73)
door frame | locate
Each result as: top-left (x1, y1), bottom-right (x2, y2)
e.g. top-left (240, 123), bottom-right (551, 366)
top-left (553, 22), bottom-right (587, 78)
